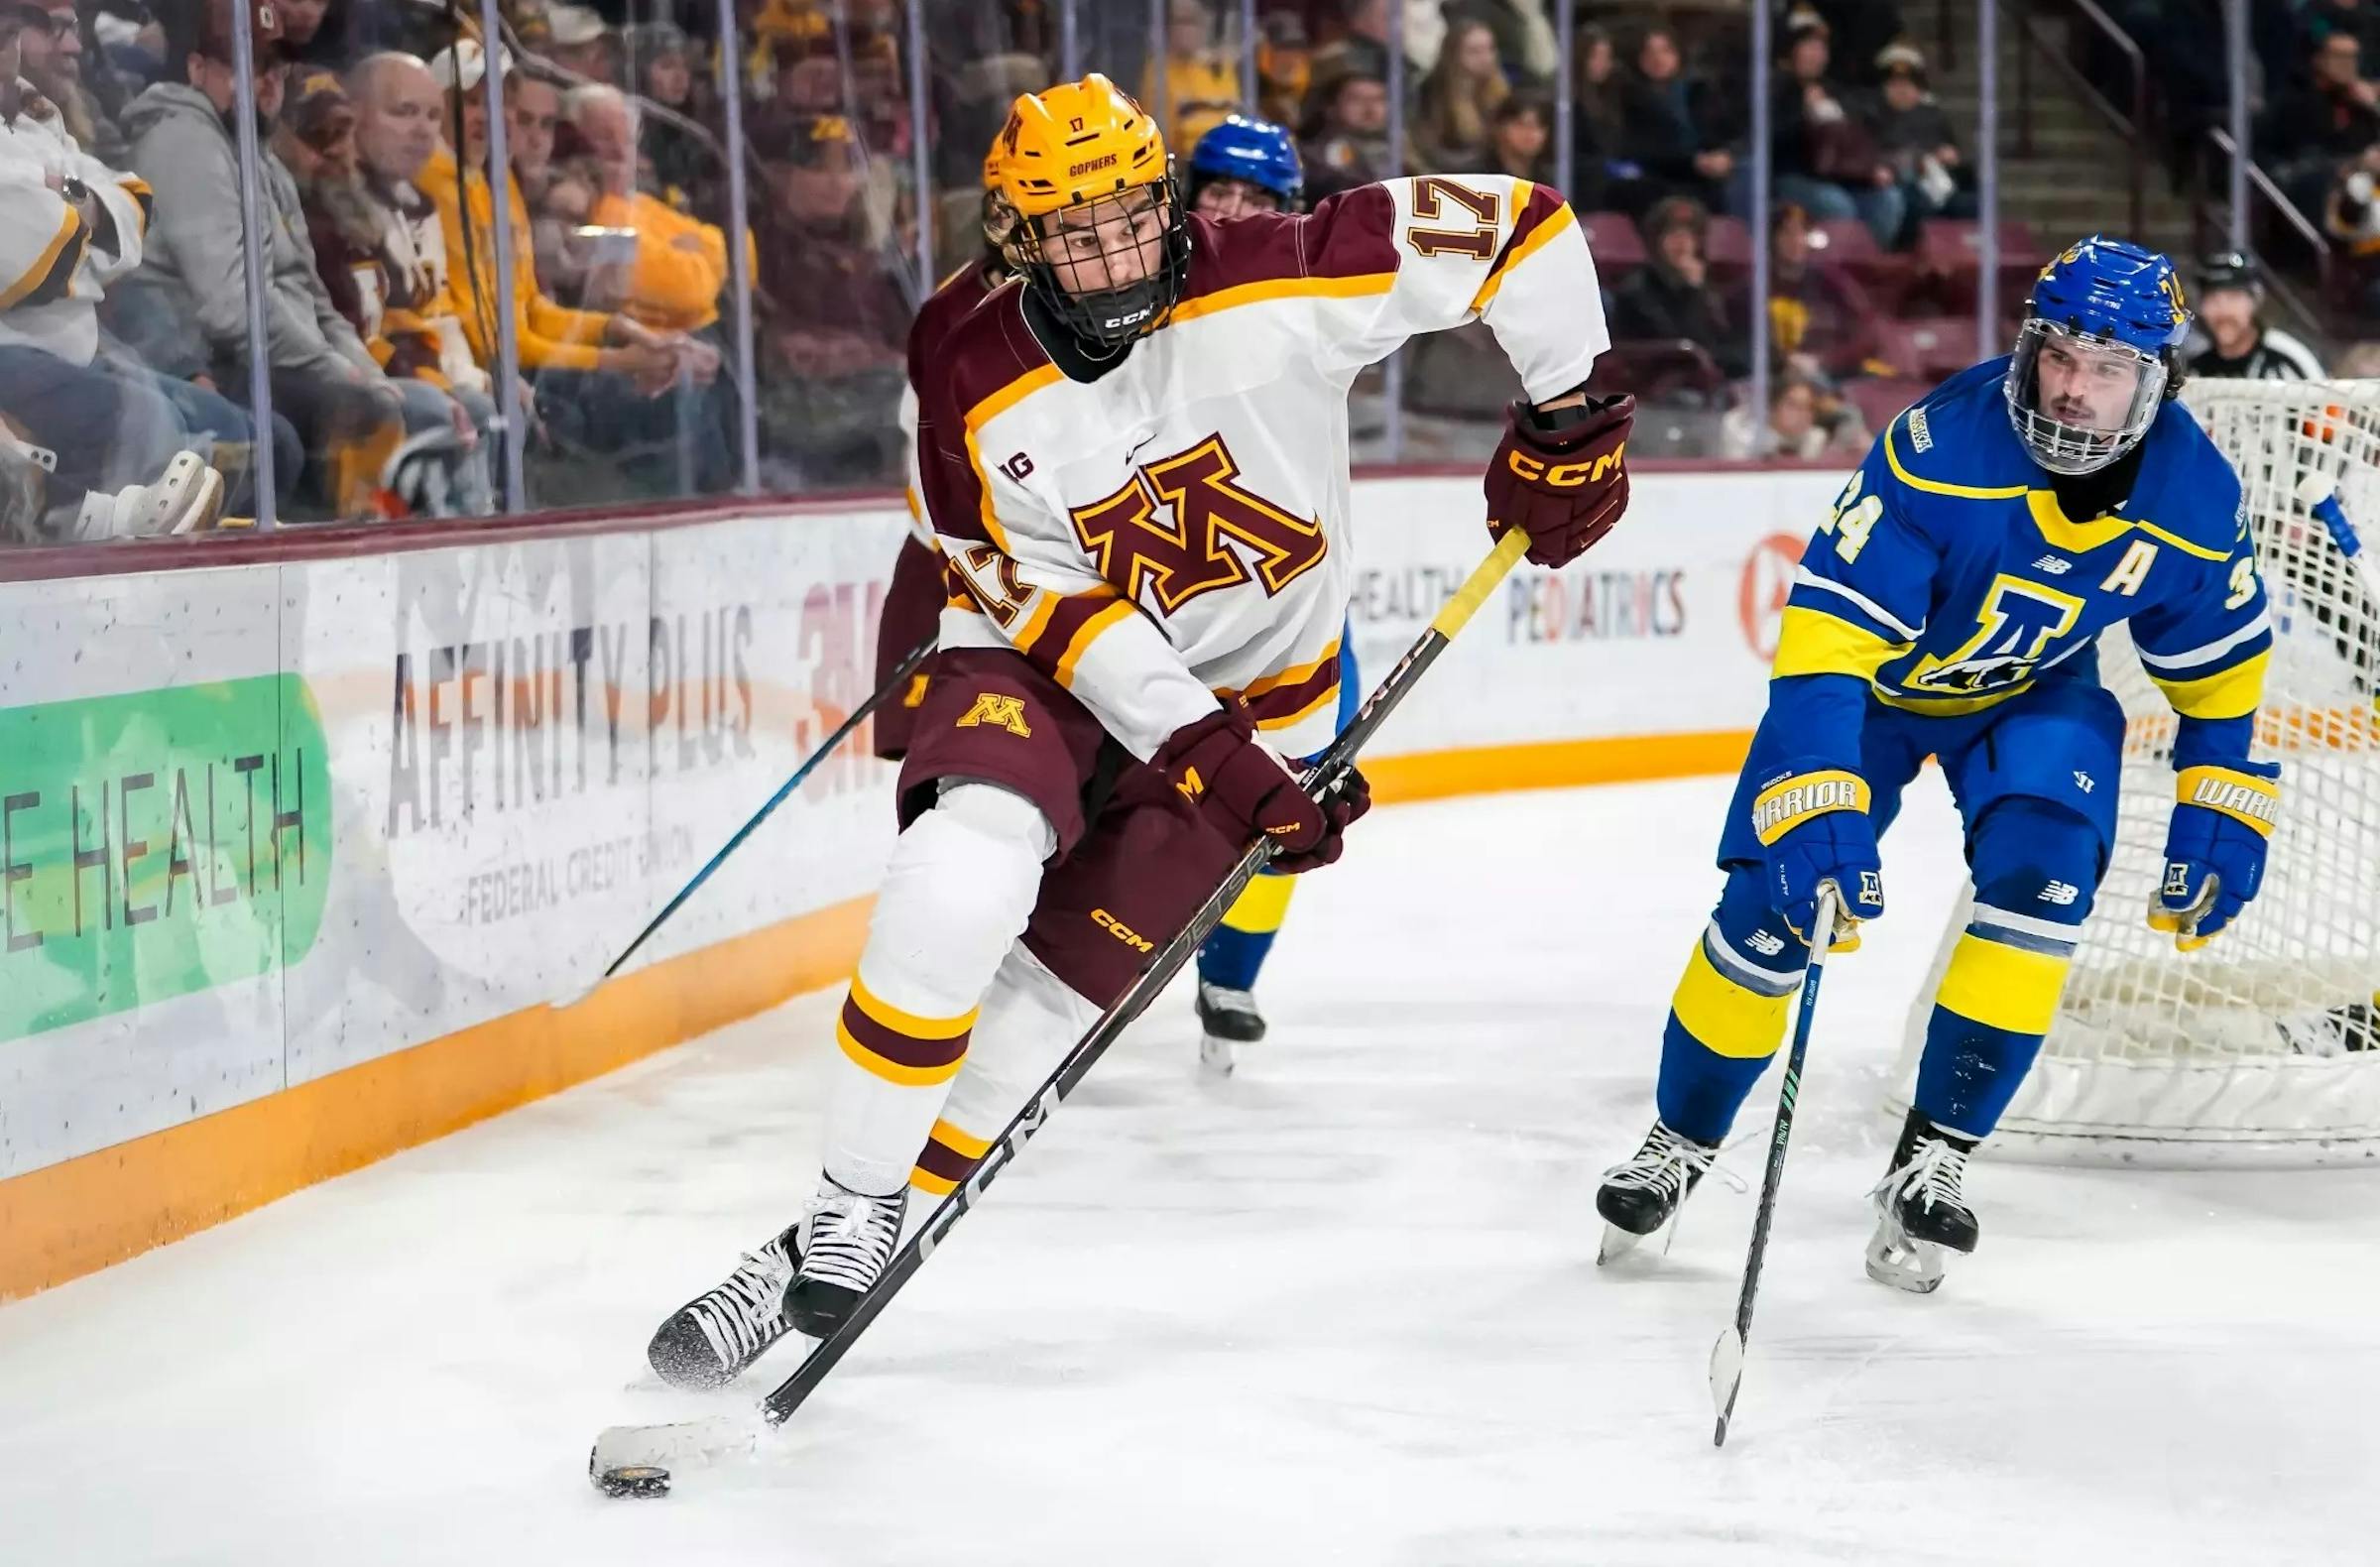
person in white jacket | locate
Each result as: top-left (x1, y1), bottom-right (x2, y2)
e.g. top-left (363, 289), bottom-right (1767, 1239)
top-left (0, 12), bottom-right (228, 539)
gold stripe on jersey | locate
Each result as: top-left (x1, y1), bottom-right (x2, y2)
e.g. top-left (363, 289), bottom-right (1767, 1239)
top-left (2023, 491), bottom-right (2230, 564)
top-left (961, 362), bottom-right (1066, 553)
top-left (1165, 271), bottom-right (1397, 329)
top-left (1883, 422), bottom-right (2028, 501)
top-left (2148, 648), bottom-right (2269, 720)
top-left (1769, 605), bottom-right (1909, 681)
top-left (1468, 196), bottom-right (1578, 314)
top-left (1254, 674), bottom-right (1340, 734)
top-left (0, 207), bottom-right (82, 312)
top-left (1054, 599), bottom-right (1139, 690)
top-left (1228, 640), bottom-right (1342, 702)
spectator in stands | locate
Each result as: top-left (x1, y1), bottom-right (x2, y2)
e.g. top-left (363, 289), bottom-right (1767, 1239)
top-left (544, 5), bottom-right (617, 86)
top-left (2188, 252), bottom-right (2325, 381)
top-left (1565, 24), bottom-right (1625, 209)
top-left (2304, 0), bottom-right (2380, 62)
top-left (1443, 0), bottom-right (1559, 87)
top-left (0, 10), bottom-right (231, 539)
top-left (16, 0), bottom-right (127, 165)
top-left (751, 110), bottom-right (910, 488)
top-left (1145, 0), bottom-right (1240, 153)
top-left (1615, 23), bottom-right (1732, 217)
top-left (1806, 0), bottom-right (1905, 88)
top-left (1608, 196), bottom-right (1745, 378)
top-left (1733, 199), bottom-right (1877, 380)
top-left (1863, 43), bottom-right (1972, 239)
top-left (117, 0), bottom-right (427, 521)
top-left (627, 22), bottom-right (715, 214)
top-left (561, 84), bottom-right (736, 349)
top-left (273, 0), bottom-right (330, 60)
top-left (2270, 30), bottom-right (2380, 217)
top-left (1723, 366), bottom-right (1871, 459)
top-left (1772, 15), bottom-right (1904, 249)
top-left (1485, 93), bottom-right (1556, 184)
top-left (300, 56), bottom-right (500, 515)
top-left (416, 41), bottom-right (682, 411)
top-left (1300, 61), bottom-right (1393, 198)
top-left (1409, 19), bottom-right (1507, 173)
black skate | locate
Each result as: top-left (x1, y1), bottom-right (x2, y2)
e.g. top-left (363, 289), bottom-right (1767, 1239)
top-left (1595, 1120), bottom-right (1727, 1264)
top-left (783, 1176), bottom-right (907, 1339)
top-left (1865, 1109), bottom-right (1980, 1294)
top-left (647, 1222), bottom-right (803, 1389)
top-left (1195, 980), bottom-right (1265, 1076)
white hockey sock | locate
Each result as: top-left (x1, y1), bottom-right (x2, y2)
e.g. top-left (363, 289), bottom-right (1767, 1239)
top-left (822, 783), bottom-right (1052, 1196)
top-left (910, 944), bottom-right (1102, 1196)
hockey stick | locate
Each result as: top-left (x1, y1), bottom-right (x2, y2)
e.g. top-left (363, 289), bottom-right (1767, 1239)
top-left (2295, 473), bottom-right (2380, 606)
top-left (551, 638), bottom-right (934, 1011)
top-left (1709, 882), bottom-right (1840, 1450)
top-left (588, 528), bottom-right (1532, 1495)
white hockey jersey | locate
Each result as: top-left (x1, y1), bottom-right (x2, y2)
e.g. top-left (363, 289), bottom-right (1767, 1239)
top-left (911, 175), bottom-right (1607, 763)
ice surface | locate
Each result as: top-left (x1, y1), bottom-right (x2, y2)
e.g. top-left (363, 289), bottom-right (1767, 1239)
top-left (4, 774), bottom-right (2378, 1566)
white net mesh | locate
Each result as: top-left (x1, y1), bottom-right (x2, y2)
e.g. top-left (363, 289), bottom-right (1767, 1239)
top-left (1894, 379), bottom-right (2380, 1165)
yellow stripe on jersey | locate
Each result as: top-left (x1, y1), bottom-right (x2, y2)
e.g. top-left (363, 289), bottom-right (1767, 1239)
top-left (1468, 195), bottom-right (1578, 314)
top-left (0, 207), bottom-right (81, 312)
top-left (1220, 873), bottom-right (1297, 936)
top-left (1670, 940), bottom-right (1794, 1060)
top-left (1884, 422), bottom-right (2029, 501)
top-left (961, 362), bottom-right (1066, 554)
top-left (1252, 675), bottom-right (1341, 734)
top-left (1934, 932), bottom-right (2071, 1034)
top-left (2023, 491), bottom-right (2232, 564)
top-left (1053, 599), bottom-right (1138, 690)
top-left (2149, 648), bottom-right (2269, 721)
top-left (1871, 682), bottom-right (2034, 716)
top-left (1231, 641), bottom-right (1342, 701)
top-left (1164, 272), bottom-right (1398, 329)
top-left (1769, 605), bottom-right (1911, 681)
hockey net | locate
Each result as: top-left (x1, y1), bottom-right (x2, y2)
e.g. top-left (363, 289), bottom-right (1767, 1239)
top-left (1893, 378), bottom-right (2380, 1165)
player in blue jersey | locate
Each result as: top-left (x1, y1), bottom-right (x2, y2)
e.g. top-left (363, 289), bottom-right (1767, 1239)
top-left (1175, 114), bottom-right (1362, 1075)
top-left (1594, 237), bottom-right (2282, 1291)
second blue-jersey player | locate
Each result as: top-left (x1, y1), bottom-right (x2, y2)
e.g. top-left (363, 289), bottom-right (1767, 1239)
top-left (1596, 236), bottom-right (2281, 1291)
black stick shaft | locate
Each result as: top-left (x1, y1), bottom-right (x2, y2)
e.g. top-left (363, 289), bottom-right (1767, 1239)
top-left (756, 530), bottom-right (1531, 1426)
top-left (566, 638), bottom-right (933, 1003)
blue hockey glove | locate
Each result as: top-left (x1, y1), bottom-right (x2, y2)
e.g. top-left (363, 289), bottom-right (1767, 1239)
top-left (2150, 761), bottom-right (2281, 950)
top-left (1750, 760), bottom-right (1885, 951)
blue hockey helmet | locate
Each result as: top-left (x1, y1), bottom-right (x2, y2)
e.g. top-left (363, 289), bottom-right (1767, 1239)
top-left (2005, 235), bottom-right (2191, 475)
top-left (1187, 114), bottom-right (1304, 214)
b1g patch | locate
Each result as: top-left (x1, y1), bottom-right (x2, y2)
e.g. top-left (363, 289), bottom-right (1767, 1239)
top-left (956, 693), bottom-right (1032, 737)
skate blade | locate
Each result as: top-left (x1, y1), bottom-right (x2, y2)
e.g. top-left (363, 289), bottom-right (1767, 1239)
top-left (1197, 1034), bottom-right (1236, 1078)
top-left (589, 1413), bottom-right (758, 1496)
top-left (1596, 1221), bottom-right (1649, 1266)
top-left (1863, 1226), bottom-right (1947, 1294)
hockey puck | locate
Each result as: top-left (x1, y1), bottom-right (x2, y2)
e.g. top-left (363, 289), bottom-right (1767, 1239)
top-left (593, 1462), bottom-right (671, 1500)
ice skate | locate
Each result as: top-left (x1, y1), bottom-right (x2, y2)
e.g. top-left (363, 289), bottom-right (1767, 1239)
top-left (783, 1176), bottom-right (906, 1338)
top-left (646, 1222), bottom-right (804, 1389)
top-left (1195, 979), bottom-right (1265, 1076)
top-left (1865, 1110), bottom-right (1980, 1294)
top-left (1595, 1120), bottom-right (1727, 1264)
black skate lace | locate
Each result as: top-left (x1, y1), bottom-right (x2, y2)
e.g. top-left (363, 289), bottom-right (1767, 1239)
top-left (800, 1193), bottom-right (901, 1294)
top-left (1604, 1125), bottom-right (1745, 1198)
top-left (689, 1240), bottom-right (793, 1367)
top-left (1871, 1137), bottom-right (1970, 1214)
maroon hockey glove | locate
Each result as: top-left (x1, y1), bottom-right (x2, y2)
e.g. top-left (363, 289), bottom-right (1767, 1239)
top-left (1155, 704), bottom-right (1358, 873)
top-left (1484, 393), bottom-right (1634, 568)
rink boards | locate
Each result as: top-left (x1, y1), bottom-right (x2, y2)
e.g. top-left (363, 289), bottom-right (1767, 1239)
top-left (0, 466), bottom-right (1842, 1297)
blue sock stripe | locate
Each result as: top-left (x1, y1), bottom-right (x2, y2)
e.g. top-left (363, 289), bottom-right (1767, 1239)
top-left (1965, 902), bottom-right (2082, 958)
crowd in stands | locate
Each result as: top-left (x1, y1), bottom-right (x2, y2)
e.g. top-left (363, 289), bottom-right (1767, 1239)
top-left (32, 0), bottom-right (2313, 543)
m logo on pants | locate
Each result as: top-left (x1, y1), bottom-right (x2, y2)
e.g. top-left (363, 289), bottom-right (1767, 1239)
top-left (956, 693), bottom-right (1032, 737)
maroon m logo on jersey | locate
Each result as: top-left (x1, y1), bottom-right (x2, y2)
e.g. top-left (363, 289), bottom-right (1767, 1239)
top-left (1065, 435), bottom-right (1327, 616)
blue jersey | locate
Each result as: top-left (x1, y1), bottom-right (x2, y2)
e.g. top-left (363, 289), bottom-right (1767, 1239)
top-left (1769, 357), bottom-right (2270, 770)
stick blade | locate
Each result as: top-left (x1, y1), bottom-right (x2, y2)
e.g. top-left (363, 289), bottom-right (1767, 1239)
top-left (1708, 1326), bottom-right (1746, 1447)
top-left (588, 1413), bottom-right (756, 1497)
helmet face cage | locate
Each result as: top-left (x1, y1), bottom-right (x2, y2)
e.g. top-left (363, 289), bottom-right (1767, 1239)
top-left (1012, 175), bottom-right (1193, 352)
top-left (2004, 318), bottom-right (2169, 476)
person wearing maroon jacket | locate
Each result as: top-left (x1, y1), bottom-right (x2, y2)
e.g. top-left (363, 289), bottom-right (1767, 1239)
top-left (873, 137), bottom-right (1019, 763)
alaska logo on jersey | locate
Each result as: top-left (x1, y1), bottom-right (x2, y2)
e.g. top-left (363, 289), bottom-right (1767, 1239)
top-left (1902, 575), bottom-right (2084, 696)
top-left (1067, 433), bottom-right (1328, 615)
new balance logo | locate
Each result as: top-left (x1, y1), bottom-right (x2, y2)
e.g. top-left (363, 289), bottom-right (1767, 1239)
top-left (955, 693), bottom-right (1031, 736)
top-left (2032, 554), bottom-right (2074, 575)
top-left (1746, 929), bottom-right (1787, 957)
top-left (2039, 881), bottom-right (2081, 905)
top-left (2074, 771), bottom-right (2095, 793)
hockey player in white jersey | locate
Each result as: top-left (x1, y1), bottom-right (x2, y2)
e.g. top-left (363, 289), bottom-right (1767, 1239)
top-left (645, 72), bottom-right (1632, 1387)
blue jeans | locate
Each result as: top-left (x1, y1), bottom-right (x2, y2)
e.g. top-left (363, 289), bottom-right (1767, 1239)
top-left (0, 343), bottom-right (285, 511)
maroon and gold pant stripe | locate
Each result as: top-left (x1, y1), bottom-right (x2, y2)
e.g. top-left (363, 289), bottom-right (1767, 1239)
top-left (909, 1118), bottom-right (994, 1196)
top-left (836, 976), bottom-right (977, 1087)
